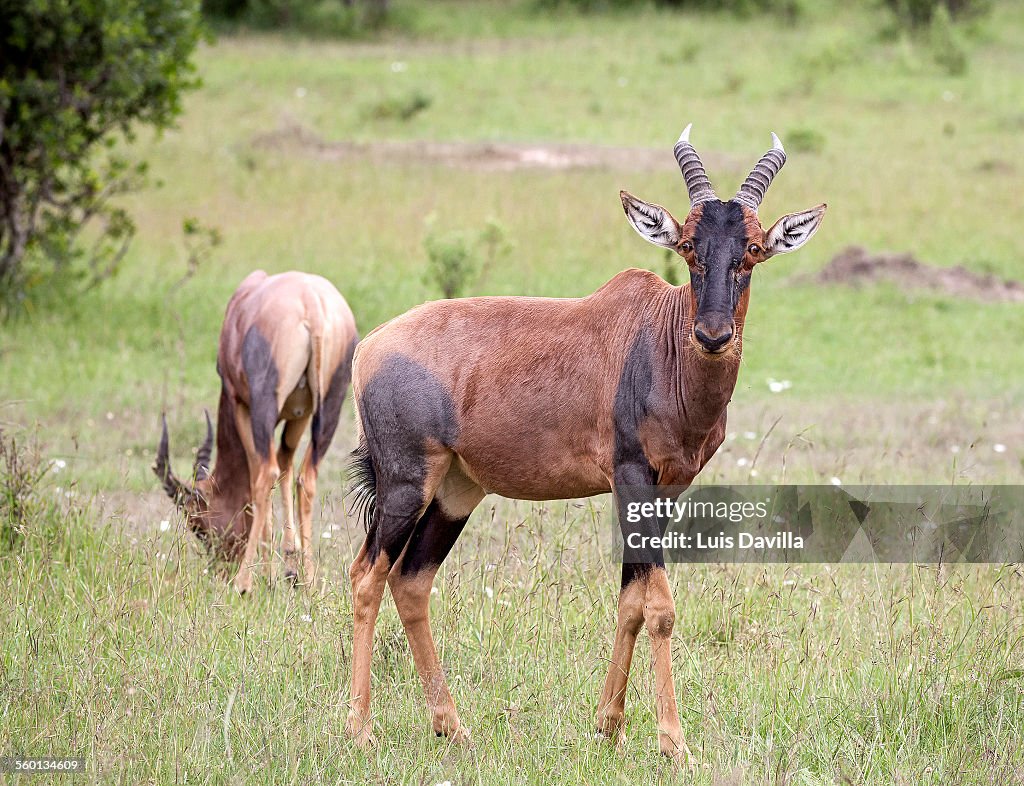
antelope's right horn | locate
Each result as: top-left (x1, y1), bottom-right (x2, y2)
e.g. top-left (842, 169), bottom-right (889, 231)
top-left (673, 124), bottom-right (718, 206)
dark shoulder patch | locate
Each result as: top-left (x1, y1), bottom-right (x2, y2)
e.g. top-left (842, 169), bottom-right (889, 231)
top-left (613, 331), bottom-right (655, 470)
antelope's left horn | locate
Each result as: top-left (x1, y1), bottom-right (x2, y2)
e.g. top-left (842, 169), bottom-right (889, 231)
top-left (194, 410), bottom-right (213, 481)
top-left (154, 415), bottom-right (190, 507)
top-left (734, 132), bottom-right (786, 211)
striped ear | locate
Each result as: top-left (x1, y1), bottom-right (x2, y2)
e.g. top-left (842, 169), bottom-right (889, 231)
top-left (764, 204), bottom-right (827, 258)
top-left (620, 191), bottom-right (682, 250)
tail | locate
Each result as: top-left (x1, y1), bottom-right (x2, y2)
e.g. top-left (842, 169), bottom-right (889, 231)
top-left (347, 440), bottom-right (376, 532)
top-left (307, 329), bottom-right (324, 415)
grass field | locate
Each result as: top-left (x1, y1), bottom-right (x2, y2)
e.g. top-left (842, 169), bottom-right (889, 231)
top-left (1, 1), bottom-right (1023, 783)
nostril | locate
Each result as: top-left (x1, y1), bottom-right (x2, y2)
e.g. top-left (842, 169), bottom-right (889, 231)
top-left (694, 325), bottom-right (733, 351)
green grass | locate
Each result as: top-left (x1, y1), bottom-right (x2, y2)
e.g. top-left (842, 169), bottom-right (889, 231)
top-left (1, 1), bottom-right (1024, 782)
top-left (1, 486), bottom-right (1022, 784)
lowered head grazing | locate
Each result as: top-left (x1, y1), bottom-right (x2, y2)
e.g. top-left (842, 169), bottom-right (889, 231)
top-left (621, 124), bottom-right (827, 355)
top-left (154, 411), bottom-right (231, 555)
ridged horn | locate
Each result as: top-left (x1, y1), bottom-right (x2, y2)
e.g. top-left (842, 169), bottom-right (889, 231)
top-left (194, 410), bottom-right (213, 481)
top-left (673, 123), bottom-right (717, 206)
top-left (734, 132), bottom-right (786, 210)
top-left (154, 415), bottom-right (191, 508)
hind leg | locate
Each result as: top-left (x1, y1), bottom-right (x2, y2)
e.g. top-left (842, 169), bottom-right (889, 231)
top-left (345, 448), bottom-right (452, 748)
top-left (388, 465), bottom-right (483, 742)
top-left (278, 417), bottom-right (309, 584)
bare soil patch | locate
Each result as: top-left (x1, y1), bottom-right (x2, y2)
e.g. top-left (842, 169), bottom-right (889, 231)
top-left (815, 246), bottom-right (1024, 303)
top-left (252, 121), bottom-right (738, 173)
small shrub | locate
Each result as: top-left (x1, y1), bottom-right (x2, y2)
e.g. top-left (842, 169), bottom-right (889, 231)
top-left (204, 0), bottom-right (392, 35)
top-left (786, 127), bottom-right (827, 154)
top-left (423, 217), bottom-right (513, 300)
top-left (424, 230), bottom-right (476, 300)
top-left (930, 5), bottom-right (969, 75)
top-left (366, 90), bottom-right (433, 122)
top-left (534, 0), bottom-right (804, 21)
top-left (180, 218), bottom-right (224, 283)
top-left (881, 0), bottom-right (991, 29)
top-left (0, 430), bottom-right (48, 550)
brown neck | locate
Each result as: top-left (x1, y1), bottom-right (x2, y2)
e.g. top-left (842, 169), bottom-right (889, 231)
top-left (206, 385), bottom-right (252, 542)
top-left (657, 283), bottom-right (745, 432)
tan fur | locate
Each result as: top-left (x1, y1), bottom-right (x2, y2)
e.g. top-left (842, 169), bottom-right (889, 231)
top-left (186, 270), bottom-right (356, 593)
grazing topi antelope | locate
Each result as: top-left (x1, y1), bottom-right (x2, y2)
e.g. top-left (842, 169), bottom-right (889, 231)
top-left (345, 127), bottom-right (826, 761)
top-left (155, 270), bottom-right (358, 594)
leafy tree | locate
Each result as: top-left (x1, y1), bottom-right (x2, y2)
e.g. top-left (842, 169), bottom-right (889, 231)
top-left (0, 0), bottom-right (205, 314)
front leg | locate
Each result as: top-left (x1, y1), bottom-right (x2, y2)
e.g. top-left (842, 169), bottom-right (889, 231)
top-left (598, 460), bottom-right (691, 766)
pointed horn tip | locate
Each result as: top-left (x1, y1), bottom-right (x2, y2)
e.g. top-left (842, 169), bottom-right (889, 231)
top-left (771, 132), bottom-right (785, 155)
top-left (677, 123), bottom-right (693, 144)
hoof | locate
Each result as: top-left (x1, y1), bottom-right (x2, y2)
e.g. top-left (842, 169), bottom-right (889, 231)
top-left (232, 574), bottom-right (253, 596)
top-left (595, 711), bottom-right (626, 748)
top-left (442, 724), bottom-right (473, 749)
top-left (660, 736), bottom-right (694, 771)
top-left (345, 713), bottom-right (377, 749)
top-left (284, 568), bottom-right (299, 587)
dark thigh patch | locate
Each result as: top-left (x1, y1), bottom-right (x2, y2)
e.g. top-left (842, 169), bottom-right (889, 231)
top-left (358, 353), bottom-right (459, 463)
top-left (242, 326), bottom-right (280, 459)
top-left (311, 335), bottom-right (357, 465)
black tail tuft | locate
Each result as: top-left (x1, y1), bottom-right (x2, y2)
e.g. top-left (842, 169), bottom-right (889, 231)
top-left (347, 441), bottom-right (377, 532)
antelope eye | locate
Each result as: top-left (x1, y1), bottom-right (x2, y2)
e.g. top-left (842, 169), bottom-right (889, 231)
top-left (748, 243), bottom-right (761, 256)
top-left (680, 241), bottom-right (693, 253)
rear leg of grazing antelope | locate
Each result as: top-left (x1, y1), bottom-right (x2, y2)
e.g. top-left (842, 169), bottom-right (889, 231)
top-left (387, 464), bottom-right (483, 743)
top-left (293, 363), bottom-right (351, 588)
top-left (277, 417), bottom-right (309, 585)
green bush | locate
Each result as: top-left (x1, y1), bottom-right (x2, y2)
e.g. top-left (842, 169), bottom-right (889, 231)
top-left (534, 0), bottom-right (805, 20)
top-left (0, 430), bottom-right (48, 551)
top-left (203, 0), bottom-right (391, 35)
top-left (423, 217), bottom-right (512, 300)
top-left (0, 0), bottom-right (205, 317)
top-left (786, 127), bottom-right (827, 154)
top-left (882, 0), bottom-right (991, 29)
top-left (929, 5), bottom-right (969, 75)
top-left (365, 89), bottom-right (433, 122)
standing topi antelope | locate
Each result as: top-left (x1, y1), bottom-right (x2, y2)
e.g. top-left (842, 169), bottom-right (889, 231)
top-left (155, 270), bottom-right (358, 594)
top-left (344, 126), bottom-right (826, 762)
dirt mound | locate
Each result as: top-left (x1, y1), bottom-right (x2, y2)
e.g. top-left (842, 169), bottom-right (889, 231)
top-left (252, 121), bottom-right (737, 173)
top-left (815, 246), bottom-right (1024, 303)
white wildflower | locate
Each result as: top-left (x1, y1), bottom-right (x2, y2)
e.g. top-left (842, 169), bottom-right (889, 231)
top-left (159, 520), bottom-right (170, 532)
top-left (993, 443), bottom-right (1007, 453)
top-left (830, 476), bottom-right (842, 486)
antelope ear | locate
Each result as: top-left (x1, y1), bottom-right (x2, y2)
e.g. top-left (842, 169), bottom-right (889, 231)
top-left (764, 204), bottom-right (827, 258)
top-left (620, 191), bottom-right (682, 250)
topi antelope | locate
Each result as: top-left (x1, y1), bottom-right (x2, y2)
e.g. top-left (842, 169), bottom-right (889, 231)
top-left (344, 126), bottom-right (825, 761)
top-left (155, 270), bottom-right (358, 594)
